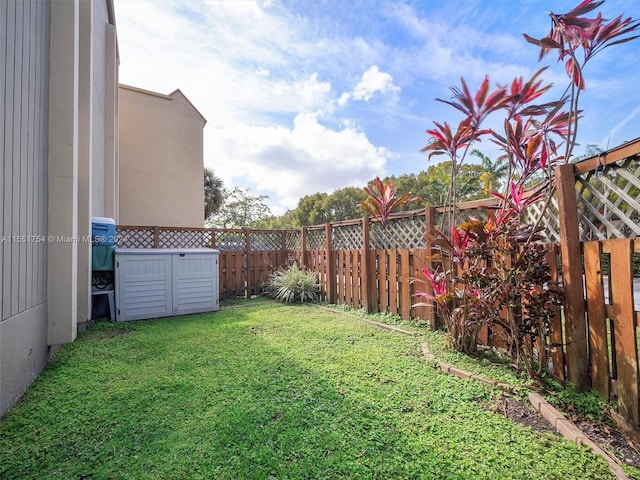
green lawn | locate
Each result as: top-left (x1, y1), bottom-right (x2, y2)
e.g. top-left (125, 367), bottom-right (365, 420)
top-left (0, 299), bottom-right (614, 479)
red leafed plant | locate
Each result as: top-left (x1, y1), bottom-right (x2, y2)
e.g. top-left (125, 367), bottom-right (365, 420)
top-left (412, 0), bottom-right (638, 375)
top-left (523, 0), bottom-right (640, 160)
top-left (358, 177), bottom-right (421, 228)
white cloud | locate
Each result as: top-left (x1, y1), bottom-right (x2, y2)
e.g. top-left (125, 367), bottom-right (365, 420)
top-left (353, 65), bottom-right (399, 101)
top-left (271, 73), bottom-right (332, 113)
top-left (207, 113), bottom-right (389, 213)
top-left (339, 65), bottom-right (400, 107)
top-left (338, 92), bottom-right (351, 107)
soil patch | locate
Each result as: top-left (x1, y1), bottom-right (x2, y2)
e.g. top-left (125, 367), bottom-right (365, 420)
top-left (571, 415), bottom-right (640, 469)
top-left (493, 396), bottom-right (559, 436)
top-left (492, 395), bottom-right (640, 472)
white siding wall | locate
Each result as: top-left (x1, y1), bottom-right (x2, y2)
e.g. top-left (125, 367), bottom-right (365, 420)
top-left (1, 0), bottom-right (119, 417)
top-left (90, 0), bottom-right (109, 216)
top-left (1, 0), bottom-right (49, 320)
top-left (0, 0), bottom-right (51, 415)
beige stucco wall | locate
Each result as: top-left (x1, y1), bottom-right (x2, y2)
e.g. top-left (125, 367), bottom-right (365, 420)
top-left (1, 0), bottom-right (119, 417)
top-left (118, 85), bottom-right (206, 227)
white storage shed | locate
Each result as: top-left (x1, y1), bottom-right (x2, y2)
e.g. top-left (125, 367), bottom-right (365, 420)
top-left (115, 248), bottom-right (219, 321)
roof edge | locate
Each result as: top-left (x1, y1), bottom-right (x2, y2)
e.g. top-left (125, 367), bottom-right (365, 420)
top-left (119, 84), bottom-right (172, 100)
top-left (169, 89), bottom-right (207, 125)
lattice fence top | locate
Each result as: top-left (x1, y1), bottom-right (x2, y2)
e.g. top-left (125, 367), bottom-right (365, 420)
top-left (576, 157), bottom-right (640, 241)
top-left (524, 197), bottom-right (560, 244)
top-left (250, 231), bottom-right (282, 251)
top-left (117, 157), bottom-right (640, 254)
top-left (159, 229), bottom-right (212, 249)
top-left (116, 228), bottom-right (154, 248)
top-left (370, 216), bottom-right (426, 249)
top-left (285, 230), bottom-right (302, 251)
top-left (214, 230), bottom-right (247, 251)
top-left (334, 224), bottom-right (363, 250)
top-left (307, 228), bottom-right (326, 250)
top-left (429, 201), bottom-right (560, 244)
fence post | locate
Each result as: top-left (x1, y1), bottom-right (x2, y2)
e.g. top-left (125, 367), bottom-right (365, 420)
top-left (245, 229), bottom-right (252, 298)
top-left (361, 216), bottom-right (372, 312)
top-left (325, 223), bottom-right (336, 304)
top-left (556, 163), bottom-right (589, 391)
top-left (301, 227), bottom-right (307, 268)
top-left (153, 226), bottom-right (159, 248)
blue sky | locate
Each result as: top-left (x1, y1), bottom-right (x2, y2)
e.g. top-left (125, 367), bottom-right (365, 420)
top-left (114, 0), bottom-right (640, 214)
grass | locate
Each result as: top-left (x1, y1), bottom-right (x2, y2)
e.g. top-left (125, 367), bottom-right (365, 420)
top-left (0, 299), bottom-right (615, 479)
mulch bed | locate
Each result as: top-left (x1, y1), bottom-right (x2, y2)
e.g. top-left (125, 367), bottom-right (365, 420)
top-left (491, 395), bottom-right (640, 471)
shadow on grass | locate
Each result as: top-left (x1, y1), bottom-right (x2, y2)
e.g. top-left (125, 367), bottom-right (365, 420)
top-left (0, 300), bottom-right (615, 480)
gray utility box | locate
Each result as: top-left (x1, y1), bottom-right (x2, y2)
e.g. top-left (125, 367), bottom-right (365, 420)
top-left (115, 248), bottom-right (219, 322)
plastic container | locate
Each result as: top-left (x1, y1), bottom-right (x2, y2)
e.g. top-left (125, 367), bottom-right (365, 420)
top-left (92, 245), bottom-right (115, 271)
top-left (91, 217), bottom-right (116, 246)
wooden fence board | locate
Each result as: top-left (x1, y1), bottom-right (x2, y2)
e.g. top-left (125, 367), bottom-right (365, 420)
top-left (235, 251), bottom-right (244, 297)
top-left (325, 224), bottom-right (336, 304)
top-left (344, 250), bottom-right (350, 305)
top-left (361, 218), bottom-right (372, 312)
top-left (246, 250), bottom-right (255, 296)
top-left (584, 241), bottom-right (609, 397)
top-left (223, 252), bottom-right (231, 297)
top-left (400, 250), bottom-right (411, 320)
top-left (377, 250), bottom-right (388, 312)
top-left (348, 250), bottom-right (354, 305)
top-left (608, 239), bottom-right (639, 426)
top-left (368, 244), bottom-right (378, 313)
top-left (410, 249), bottom-right (428, 323)
top-left (219, 252), bottom-right (228, 297)
top-left (545, 244), bottom-right (565, 382)
top-left (350, 250), bottom-right (359, 307)
top-left (389, 250), bottom-right (398, 315)
top-left (337, 250), bottom-right (345, 304)
top-left (346, 250), bottom-right (352, 305)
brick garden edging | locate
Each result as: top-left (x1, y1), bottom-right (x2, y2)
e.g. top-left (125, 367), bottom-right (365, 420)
top-left (317, 305), bottom-right (418, 336)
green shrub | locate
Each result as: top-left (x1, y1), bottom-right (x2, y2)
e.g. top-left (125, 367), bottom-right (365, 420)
top-left (267, 263), bottom-right (319, 303)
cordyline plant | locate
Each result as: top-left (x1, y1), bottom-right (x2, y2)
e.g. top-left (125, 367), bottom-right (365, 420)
top-left (415, 212), bottom-right (563, 376)
top-left (413, 0), bottom-right (639, 376)
top-left (358, 176), bottom-right (421, 228)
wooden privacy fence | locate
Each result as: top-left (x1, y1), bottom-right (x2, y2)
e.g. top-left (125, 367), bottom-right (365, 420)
top-left (115, 225), bottom-right (299, 299)
top-left (583, 239), bottom-right (640, 426)
top-left (116, 138), bottom-right (640, 426)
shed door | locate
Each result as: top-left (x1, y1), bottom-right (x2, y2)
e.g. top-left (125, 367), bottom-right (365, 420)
top-left (172, 253), bottom-right (216, 315)
top-left (116, 254), bottom-right (173, 321)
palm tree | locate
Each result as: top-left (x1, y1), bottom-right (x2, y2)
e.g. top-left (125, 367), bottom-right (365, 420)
top-left (471, 149), bottom-right (509, 195)
top-left (204, 167), bottom-right (224, 221)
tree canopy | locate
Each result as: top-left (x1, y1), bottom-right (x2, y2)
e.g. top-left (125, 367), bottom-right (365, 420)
top-left (208, 156), bottom-right (507, 228)
top-left (204, 168), bottom-right (225, 221)
top-left (207, 187), bottom-right (271, 229)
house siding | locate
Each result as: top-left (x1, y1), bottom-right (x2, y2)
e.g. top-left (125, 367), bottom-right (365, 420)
top-left (1, 0), bottom-right (119, 417)
top-left (0, 0), bottom-right (50, 415)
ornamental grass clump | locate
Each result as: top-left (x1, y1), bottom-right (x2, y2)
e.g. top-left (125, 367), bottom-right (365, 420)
top-left (267, 263), bottom-right (320, 303)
